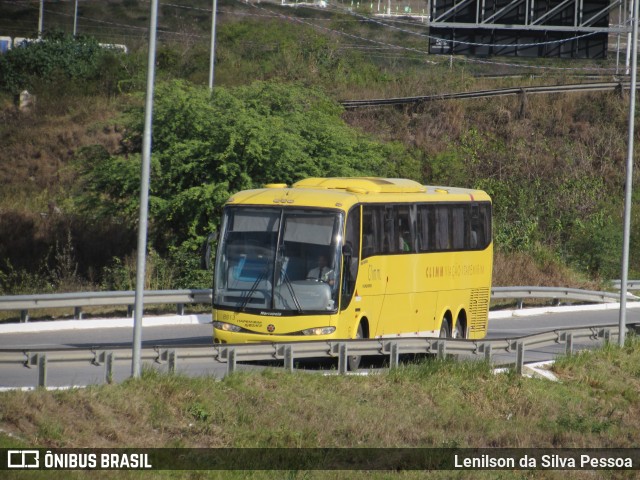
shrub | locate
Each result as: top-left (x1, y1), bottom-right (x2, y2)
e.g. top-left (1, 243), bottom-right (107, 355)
top-left (0, 31), bottom-right (128, 95)
top-left (76, 80), bottom-right (416, 285)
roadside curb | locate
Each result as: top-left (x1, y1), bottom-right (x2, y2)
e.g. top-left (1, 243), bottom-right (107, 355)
top-left (488, 301), bottom-right (640, 320)
top-left (0, 314), bottom-right (212, 334)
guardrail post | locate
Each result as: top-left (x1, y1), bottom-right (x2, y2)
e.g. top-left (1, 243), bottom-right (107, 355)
top-left (284, 346), bottom-right (294, 372)
top-left (127, 305), bottom-right (134, 317)
top-left (338, 343), bottom-right (348, 374)
top-left (176, 303), bottom-right (185, 316)
top-left (437, 340), bottom-right (446, 360)
top-left (565, 333), bottom-right (573, 356)
top-left (226, 348), bottom-right (236, 376)
top-left (20, 310), bottom-right (29, 323)
top-left (389, 342), bottom-right (399, 368)
top-left (105, 352), bottom-right (114, 384)
top-left (603, 329), bottom-right (611, 345)
top-left (516, 342), bottom-right (524, 375)
top-left (38, 354), bottom-right (47, 387)
top-left (516, 299), bottom-right (523, 309)
top-left (74, 306), bottom-right (83, 320)
top-left (168, 350), bottom-right (177, 373)
top-left (483, 343), bottom-right (492, 362)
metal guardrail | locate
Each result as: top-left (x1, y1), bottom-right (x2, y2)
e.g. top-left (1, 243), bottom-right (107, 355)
top-left (0, 286), bottom-right (640, 322)
top-left (1, 324), bottom-right (637, 388)
top-left (490, 286), bottom-right (638, 307)
top-left (340, 82), bottom-right (629, 109)
top-left (0, 289), bottom-right (212, 322)
top-left (0, 286), bottom-right (636, 322)
top-left (611, 279), bottom-right (640, 290)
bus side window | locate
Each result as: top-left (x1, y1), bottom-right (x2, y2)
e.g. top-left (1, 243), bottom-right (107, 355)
top-left (396, 206), bottom-right (412, 252)
top-left (417, 205), bottom-right (433, 252)
top-left (383, 206), bottom-right (395, 253)
top-left (470, 205), bottom-right (481, 249)
top-left (470, 203), bottom-right (491, 249)
top-left (470, 229), bottom-right (478, 248)
top-left (452, 206), bottom-right (466, 250)
top-left (435, 206), bottom-right (450, 250)
top-left (362, 234), bottom-right (374, 258)
top-left (362, 208), bottom-right (375, 258)
top-left (363, 205), bottom-right (387, 257)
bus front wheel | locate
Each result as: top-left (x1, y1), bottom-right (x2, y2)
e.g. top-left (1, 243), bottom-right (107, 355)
top-left (439, 318), bottom-right (450, 338)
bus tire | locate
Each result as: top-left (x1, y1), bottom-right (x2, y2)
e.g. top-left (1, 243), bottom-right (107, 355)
top-left (453, 317), bottom-right (465, 339)
top-left (348, 322), bottom-right (363, 372)
top-left (439, 317), bottom-right (450, 338)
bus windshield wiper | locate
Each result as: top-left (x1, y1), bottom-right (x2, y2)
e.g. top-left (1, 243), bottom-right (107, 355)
top-left (239, 266), bottom-right (269, 311)
top-left (280, 271), bottom-right (304, 313)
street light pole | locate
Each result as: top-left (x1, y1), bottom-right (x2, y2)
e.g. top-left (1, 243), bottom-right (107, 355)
top-left (208, 0), bottom-right (218, 91)
top-left (619, 0), bottom-right (639, 347)
top-left (132, 0), bottom-right (159, 378)
top-left (73, 0), bottom-right (79, 37)
top-left (38, 0), bottom-right (44, 39)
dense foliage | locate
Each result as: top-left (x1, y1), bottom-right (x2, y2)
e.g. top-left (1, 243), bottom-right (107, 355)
top-left (450, 97), bottom-right (627, 280)
top-left (0, 31), bottom-right (131, 96)
top-left (0, 4), bottom-right (638, 295)
top-left (75, 80), bottom-right (419, 287)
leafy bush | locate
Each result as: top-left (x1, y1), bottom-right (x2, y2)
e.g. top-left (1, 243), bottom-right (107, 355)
top-left (0, 31), bottom-right (129, 95)
top-left (76, 79), bottom-right (415, 286)
top-left (565, 210), bottom-right (623, 280)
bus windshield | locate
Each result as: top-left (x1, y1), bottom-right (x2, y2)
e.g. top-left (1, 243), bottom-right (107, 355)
top-left (213, 207), bottom-right (343, 314)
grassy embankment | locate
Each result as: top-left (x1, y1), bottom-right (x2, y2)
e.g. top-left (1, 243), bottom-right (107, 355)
top-left (1, 336), bottom-right (640, 479)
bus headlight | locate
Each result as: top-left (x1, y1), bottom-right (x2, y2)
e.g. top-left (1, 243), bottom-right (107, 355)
top-left (213, 321), bottom-right (242, 333)
top-left (301, 326), bottom-right (336, 336)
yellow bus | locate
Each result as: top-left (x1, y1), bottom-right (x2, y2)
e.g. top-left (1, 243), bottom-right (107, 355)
top-left (212, 177), bottom-right (492, 366)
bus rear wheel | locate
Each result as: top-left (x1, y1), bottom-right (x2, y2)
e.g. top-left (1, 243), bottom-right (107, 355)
top-left (348, 323), bottom-right (363, 372)
top-left (453, 318), bottom-right (465, 339)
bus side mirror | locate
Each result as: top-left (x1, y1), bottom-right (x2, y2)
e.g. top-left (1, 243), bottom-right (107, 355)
top-left (201, 230), bottom-right (217, 270)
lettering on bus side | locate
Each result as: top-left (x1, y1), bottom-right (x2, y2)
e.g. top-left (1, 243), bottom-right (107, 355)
top-left (368, 265), bottom-right (381, 281)
top-left (426, 264), bottom-right (486, 278)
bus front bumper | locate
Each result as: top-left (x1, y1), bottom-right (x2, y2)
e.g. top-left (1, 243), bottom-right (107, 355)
top-left (213, 323), bottom-right (339, 344)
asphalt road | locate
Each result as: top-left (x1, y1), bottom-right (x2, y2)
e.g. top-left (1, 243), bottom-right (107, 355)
top-left (1, 304), bottom-right (638, 388)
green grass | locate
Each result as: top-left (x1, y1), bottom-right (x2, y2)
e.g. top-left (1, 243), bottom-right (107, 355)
top-left (2, 338), bottom-right (640, 478)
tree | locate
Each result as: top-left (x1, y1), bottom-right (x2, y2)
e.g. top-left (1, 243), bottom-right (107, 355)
top-left (77, 80), bottom-right (416, 284)
top-left (0, 32), bottom-right (127, 95)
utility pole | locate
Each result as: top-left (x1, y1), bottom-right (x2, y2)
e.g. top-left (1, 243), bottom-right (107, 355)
top-left (619, 0), bottom-right (639, 346)
top-left (132, 0), bottom-right (159, 378)
top-left (208, 0), bottom-right (218, 91)
top-left (38, 0), bottom-right (44, 38)
top-left (628, 0), bottom-right (635, 74)
top-left (73, 0), bottom-right (79, 37)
